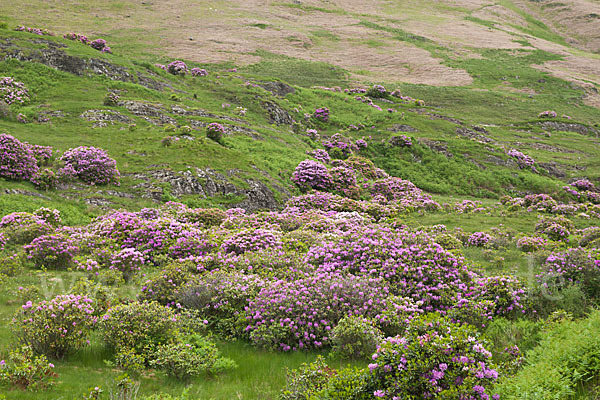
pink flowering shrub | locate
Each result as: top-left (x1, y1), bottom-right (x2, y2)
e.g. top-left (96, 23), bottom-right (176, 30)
top-left (516, 236), bottom-right (548, 252)
top-left (534, 216), bottom-right (573, 241)
top-left (59, 146), bottom-right (120, 185)
top-left (538, 110), bottom-right (557, 118)
top-left (0, 345), bottom-right (57, 390)
top-left (63, 32), bottom-right (89, 44)
top-left (305, 227), bottom-right (469, 312)
top-left (355, 139), bottom-right (368, 149)
top-left (313, 107), bottom-right (330, 122)
top-left (0, 232), bottom-right (6, 251)
top-left (13, 295), bottom-right (96, 359)
top-left (15, 25), bottom-right (54, 36)
top-left (245, 274), bottom-right (407, 351)
top-left (389, 134), bottom-right (412, 148)
top-left (0, 212), bottom-right (53, 244)
top-left (507, 149), bottom-right (536, 171)
top-left (222, 229), bottom-right (282, 255)
top-left (0, 133), bottom-right (39, 181)
top-left (167, 60), bottom-right (188, 75)
top-left (109, 247), bottom-right (145, 281)
top-left (206, 122), bottom-right (226, 143)
top-left (0, 77), bottom-right (30, 105)
top-left (190, 67), bottom-right (208, 77)
top-left (307, 149), bottom-right (330, 164)
top-left (467, 232), bottom-right (492, 247)
top-left (291, 160), bottom-right (332, 191)
top-left (571, 179), bottom-right (595, 191)
top-left (367, 84), bottom-right (387, 98)
top-left (24, 233), bottom-right (79, 269)
top-left (178, 271), bottom-right (267, 337)
top-left (364, 314), bottom-right (500, 400)
top-left (538, 247), bottom-right (600, 300)
top-left (89, 38), bottom-right (111, 53)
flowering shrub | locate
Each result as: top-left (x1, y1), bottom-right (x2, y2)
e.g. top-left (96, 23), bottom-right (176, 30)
top-left (307, 149), bottom-right (330, 164)
top-left (63, 32), bottom-right (89, 44)
top-left (367, 84), bottom-right (387, 98)
top-left (291, 160), bottom-right (332, 191)
top-left (222, 229), bottom-right (282, 255)
top-left (330, 316), bottom-right (383, 360)
top-left (149, 334), bottom-right (236, 380)
top-left (467, 232), bottom-right (492, 247)
top-left (0, 345), bottom-right (57, 391)
top-left (178, 271), bottom-right (266, 337)
top-left (534, 215), bottom-right (573, 241)
top-left (31, 168), bottom-right (57, 190)
top-left (161, 135), bottom-right (180, 146)
top-left (389, 134), bottom-right (412, 148)
top-left (538, 247), bottom-right (600, 300)
top-left (139, 263), bottom-right (193, 305)
top-left (516, 236), bottom-right (548, 252)
top-left (103, 92), bottom-right (120, 106)
top-left (305, 227), bottom-right (469, 312)
top-left (190, 67), bottom-right (208, 77)
top-left (99, 301), bottom-right (179, 360)
top-left (90, 38), bottom-right (111, 53)
top-left (206, 122), bottom-right (226, 143)
top-left (0, 133), bottom-right (39, 181)
top-left (355, 138), bottom-right (368, 149)
top-left (313, 107), bottom-right (330, 122)
top-left (167, 60), bottom-right (188, 75)
top-left (245, 274), bottom-right (414, 351)
top-left (570, 179), bottom-right (595, 191)
top-left (364, 314), bottom-right (500, 400)
top-left (472, 275), bottom-right (528, 317)
top-left (0, 232), bottom-right (5, 251)
top-left (330, 166), bottom-right (359, 198)
top-left (60, 146), bottom-right (120, 185)
top-left (15, 25), bottom-right (54, 36)
top-left (109, 248), bottom-right (145, 281)
top-left (24, 233), bottom-right (79, 269)
top-left (538, 110), bottom-right (557, 118)
top-left (0, 212), bottom-right (53, 244)
top-left (13, 295), bottom-right (95, 359)
top-left (0, 77), bottom-right (30, 105)
top-left (323, 133), bottom-right (354, 159)
top-left (507, 149), bottom-right (536, 171)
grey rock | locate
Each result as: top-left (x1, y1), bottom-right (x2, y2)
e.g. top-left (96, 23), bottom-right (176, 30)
top-left (388, 124), bottom-right (418, 133)
top-left (262, 101), bottom-right (294, 125)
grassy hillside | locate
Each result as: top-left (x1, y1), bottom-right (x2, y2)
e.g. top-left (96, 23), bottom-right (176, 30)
top-left (0, 2), bottom-right (600, 399)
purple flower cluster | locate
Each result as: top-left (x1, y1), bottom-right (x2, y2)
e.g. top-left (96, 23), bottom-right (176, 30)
top-left (167, 60), bottom-right (188, 75)
top-left (190, 67), bottom-right (208, 77)
top-left (507, 149), bottom-right (536, 171)
top-left (307, 149), bottom-right (330, 164)
top-left (516, 236), bottom-right (548, 252)
top-left (222, 229), bottom-right (282, 255)
top-left (89, 39), bottom-right (111, 53)
top-left (109, 247), bottom-right (145, 280)
top-left (467, 232), bottom-right (492, 247)
top-left (355, 138), bottom-right (368, 149)
top-left (291, 160), bottom-right (332, 191)
top-left (206, 122), bottom-right (226, 142)
top-left (63, 32), bottom-right (89, 44)
top-left (365, 314), bottom-right (499, 399)
top-left (389, 135), bottom-right (412, 148)
top-left (15, 25), bottom-right (54, 36)
top-left (313, 107), bottom-right (330, 122)
top-left (59, 146), bottom-right (120, 185)
top-left (538, 110), bottom-right (557, 118)
top-left (0, 133), bottom-right (40, 181)
top-left (24, 233), bottom-right (79, 269)
top-left (0, 77), bottom-right (30, 105)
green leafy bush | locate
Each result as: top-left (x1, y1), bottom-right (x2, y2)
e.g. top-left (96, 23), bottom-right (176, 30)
top-left (330, 316), bottom-right (383, 360)
top-left (149, 335), bottom-right (237, 380)
top-left (280, 356), bottom-right (335, 400)
top-left (99, 301), bottom-right (179, 361)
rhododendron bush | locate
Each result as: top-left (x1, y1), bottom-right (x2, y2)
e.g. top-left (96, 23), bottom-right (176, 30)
top-left (59, 146), bottom-right (120, 185)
